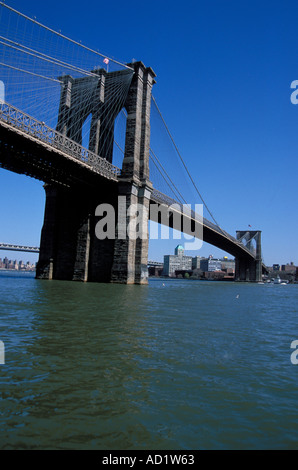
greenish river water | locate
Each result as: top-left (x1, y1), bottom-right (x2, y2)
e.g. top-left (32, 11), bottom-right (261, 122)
top-left (0, 272), bottom-right (297, 449)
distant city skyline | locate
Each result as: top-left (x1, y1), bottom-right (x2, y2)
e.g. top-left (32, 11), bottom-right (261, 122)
top-left (0, 242), bottom-right (296, 270)
top-left (0, 256), bottom-right (36, 270)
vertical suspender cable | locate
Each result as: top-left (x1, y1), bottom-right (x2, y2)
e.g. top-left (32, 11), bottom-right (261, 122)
top-left (152, 95), bottom-right (223, 231)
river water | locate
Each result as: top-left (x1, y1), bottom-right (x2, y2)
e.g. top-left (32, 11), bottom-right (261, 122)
top-left (0, 271), bottom-right (297, 450)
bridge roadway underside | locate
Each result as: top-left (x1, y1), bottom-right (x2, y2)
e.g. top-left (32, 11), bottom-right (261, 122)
top-left (0, 122), bottom-right (116, 188)
top-left (149, 203), bottom-right (243, 258)
top-left (149, 201), bottom-right (264, 282)
top-left (0, 123), bottom-right (262, 282)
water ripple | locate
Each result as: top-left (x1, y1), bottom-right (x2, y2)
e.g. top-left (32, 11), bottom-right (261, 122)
top-left (1, 274), bottom-right (298, 449)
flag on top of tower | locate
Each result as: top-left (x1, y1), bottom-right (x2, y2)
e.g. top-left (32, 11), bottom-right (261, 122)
top-left (103, 58), bottom-right (109, 64)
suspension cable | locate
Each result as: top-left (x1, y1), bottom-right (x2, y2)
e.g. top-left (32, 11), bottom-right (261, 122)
top-left (149, 148), bottom-right (188, 204)
top-left (0, 1), bottom-right (133, 71)
top-left (152, 95), bottom-right (223, 230)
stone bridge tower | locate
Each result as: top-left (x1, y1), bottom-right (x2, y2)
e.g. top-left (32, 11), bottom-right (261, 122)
top-left (235, 230), bottom-right (262, 282)
top-left (36, 61), bottom-right (156, 284)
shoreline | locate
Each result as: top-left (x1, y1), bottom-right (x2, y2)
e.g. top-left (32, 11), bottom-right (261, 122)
top-left (0, 268), bottom-right (35, 272)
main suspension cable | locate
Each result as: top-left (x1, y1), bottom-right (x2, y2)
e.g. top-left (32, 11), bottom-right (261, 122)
top-left (0, 1), bottom-right (133, 71)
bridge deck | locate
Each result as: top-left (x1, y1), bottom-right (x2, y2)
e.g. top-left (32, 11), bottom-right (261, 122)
top-left (0, 103), bottom-right (120, 184)
top-left (150, 189), bottom-right (259, 261)
top-left (0, 244), bottom-right (39, 253)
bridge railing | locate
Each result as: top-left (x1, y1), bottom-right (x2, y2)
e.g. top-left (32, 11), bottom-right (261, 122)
top-left (0, 102), bottom-right (121, 181)
top-left (0, 243), bottom-right (40, 253)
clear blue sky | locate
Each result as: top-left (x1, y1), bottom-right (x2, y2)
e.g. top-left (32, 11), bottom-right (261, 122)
top-left (0, 0), bottom-right (297, 266)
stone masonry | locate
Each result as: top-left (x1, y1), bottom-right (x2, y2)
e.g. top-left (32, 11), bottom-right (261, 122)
top-left (36, 62), bottom-right (156, 284)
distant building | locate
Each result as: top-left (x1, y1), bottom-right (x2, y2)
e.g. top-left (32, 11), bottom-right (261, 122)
top-left (163, 245), bottom-right (193, 277)
top-left (220, 257), bottom-right (235, 272)
top-left (174, 245), bottom-right (184, 256)
top-left (273, 264), bottom-right (280, 271)
top-left (0, 256), bottom-right (36, 271)
top-left (200, 256), bottom-right (222, 272)
top-left (281, 263), bottom-right (296, 273)
top-left (192, 256), bottom-right (201, 270)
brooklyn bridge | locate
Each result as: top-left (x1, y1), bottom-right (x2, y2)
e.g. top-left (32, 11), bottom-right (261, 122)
top-left (0, 2), bottom-right (266, 283)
